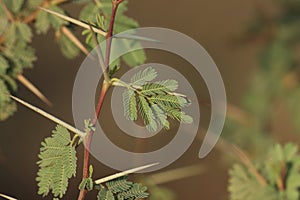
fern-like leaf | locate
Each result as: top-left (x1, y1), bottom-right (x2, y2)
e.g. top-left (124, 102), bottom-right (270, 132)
top-left (106, 176), bottom-right (133, 194)
top-left (118, 183), bottom-right (149, 199)
top-left (36, 125), bottom-right (77, 199)
top-left (97, 176), bottom-right (148, 200)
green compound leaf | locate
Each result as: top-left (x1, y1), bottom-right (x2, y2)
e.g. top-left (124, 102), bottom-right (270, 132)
top-left (36, 125), bottom-right (77, 199)
top-left (122, 67), bottom-right (192, 132)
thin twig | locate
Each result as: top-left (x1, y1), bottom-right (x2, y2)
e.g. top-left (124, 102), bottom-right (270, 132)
top-left (95, 163), bottom-right (159, 184)
top-left (17, 74), bottom-right (52, 106)
top-left (10, 95), bottom-right (85, 137)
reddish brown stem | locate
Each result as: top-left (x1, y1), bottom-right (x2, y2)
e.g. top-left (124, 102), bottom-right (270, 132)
top-left (78, 82), bottom-right (110, 200)
top-left (77, 1), bottom-right (124, 199)
top-left (105, 1), bottom-right (120, 68)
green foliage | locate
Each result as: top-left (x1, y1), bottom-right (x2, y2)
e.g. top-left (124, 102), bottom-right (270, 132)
top-left (122, 67), bottom-right (192, 132)
top-left (36, 125), bottom-right (77, 199)
top-left (97, 176), bottom-right (149, 200)
top-left (79, 0), bottom-right (146, 68)
top-left (0, 80), bottom-right (17, 120)
top-left (229, 143), bottom-right (300, 200)
top-left (3, 0), bottom-right (24, 14)
top-left (0, 1), bottom-right (73, 120)
top-left (224, 0), bottom-right (300, 155)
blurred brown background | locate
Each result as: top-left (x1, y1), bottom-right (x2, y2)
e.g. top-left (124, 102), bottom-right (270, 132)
top-left (0, 0), bottom-right (273, 199)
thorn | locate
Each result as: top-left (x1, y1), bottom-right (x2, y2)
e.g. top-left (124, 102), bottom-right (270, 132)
top-left (9, 95), bottom-right (85, 137)
top-left (94, 163), bottom-right (159, 184)
top-left (61, 26), bottom-right (89, 56)
top-left (39, 7), bottom-right (107, 36)
top-left (0, 193), bottom-right (17, 200)
top-left (17, 74), bottom-right (52, 107)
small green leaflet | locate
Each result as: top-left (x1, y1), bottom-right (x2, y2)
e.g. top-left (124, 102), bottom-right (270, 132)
top-left (122, 67), bottom-right (193, 132)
